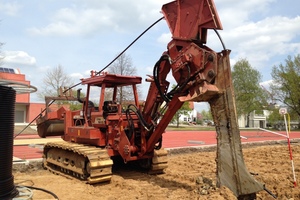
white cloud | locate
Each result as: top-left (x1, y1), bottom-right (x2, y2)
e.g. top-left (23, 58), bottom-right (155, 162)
top-left (84, 70), bottom-right (93, 76)
top-left (70, 72), bottom-right (84, 79)
top-left (28, 7), bottom-right (117, 36)
top-left (146, 67), bottom-right (153, 74)
top-left (225, 16), bottom-right (300, 69)
top-left (2, 51), bottom-right (36, 66)
top-left (216, 0), bottom-right (275, 28)
top-left (3, 0), bottom-right (300, 104)
top-left (157, 33), bottom-right (171, 45)
top-left (0, 2), bottom-right (21, 16)
top-left (260, 79), bottom-right (273, 89)
top-left (36, 65), bottom-right (51, 73)
top-left (27, 0), bottom-right (172, 37)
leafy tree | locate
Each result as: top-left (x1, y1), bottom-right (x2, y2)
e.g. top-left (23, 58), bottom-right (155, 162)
top-left (267, 107), bottom-right (298, 129)
top-left (266, 108), bottom-right (282, 127)
top-left (39, 65), bottom-right (73, 98)
top-left (271, 54), bottom-right (300, 119)
top-left (172, 101), bottom-right (192, 127)
top-left (68, 90), bottom-right (86, 110)
top-left (196, 110), bottom-right (212, 125)
top-left (108, 53), bottom-right (141, 103)
top-left (232, 58), bottom-right (268, 126)
top-left (195, 112), bottom-right (202, 124)
top-left (200, 109), bottom-right (212, 121)
top-left (169, 84), bottom-right (192, 127)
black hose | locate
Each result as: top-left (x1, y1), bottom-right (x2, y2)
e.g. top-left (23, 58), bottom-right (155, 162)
top-left (153, 55), bottom-right (191, 101)
top-left (23, 185), bottom-right (59, 200)
top-left (14, 99), bottom-right (56, 138)
top-left (166, 63), bottom-right (191, 99)
top-left (15, 15), bottom-right (163, 136)
top-left (125, 109), bottom-right (135, 140)
top-left (63, 17), bottom-right (165, 94)
top-left (213, 29), bottom-right (226, 50)
top-left (264, 186), bottom-right (277, 199)
top-left (126, 104), bottom-right (151, 131)
top-left (153, 55), bottom-right (171, 102)
top-left (130, 104), bottom-right (151, 129)
top-left (154, 137), bottom-right (162, 150)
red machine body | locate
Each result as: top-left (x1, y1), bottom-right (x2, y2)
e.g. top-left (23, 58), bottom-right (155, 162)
top-left (37, 0), bottom-right (265, 198)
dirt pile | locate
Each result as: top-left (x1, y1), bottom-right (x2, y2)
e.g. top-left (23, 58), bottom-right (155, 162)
top-left (13, 144), bottom-right (300, 199)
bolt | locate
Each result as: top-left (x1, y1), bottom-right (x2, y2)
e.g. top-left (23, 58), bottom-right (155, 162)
top-left (207, 54), bottom-right (214, 62)
top-left (207, 70), bottom-right (215, 79)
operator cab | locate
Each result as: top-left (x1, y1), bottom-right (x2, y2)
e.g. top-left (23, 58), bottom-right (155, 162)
top-left (80, 71), bottom-right (142, 119)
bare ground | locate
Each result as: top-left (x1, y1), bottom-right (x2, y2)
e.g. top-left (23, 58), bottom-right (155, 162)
top-left (13, 143), bottom-right (300, 200)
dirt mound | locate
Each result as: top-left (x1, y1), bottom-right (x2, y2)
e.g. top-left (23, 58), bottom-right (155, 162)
top-left (13, 144), bottom-right (300, 199)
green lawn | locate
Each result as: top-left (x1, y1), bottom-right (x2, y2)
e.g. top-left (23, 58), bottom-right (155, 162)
top-left (166, 125), bottom-right (215, 131)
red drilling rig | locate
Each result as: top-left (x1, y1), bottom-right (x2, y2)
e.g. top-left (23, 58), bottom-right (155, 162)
top-left (37, 0), bottom-right (265, 198)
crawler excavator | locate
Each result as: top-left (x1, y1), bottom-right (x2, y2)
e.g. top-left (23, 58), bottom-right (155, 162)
top-left (37, 0), bottom-right (266, 199)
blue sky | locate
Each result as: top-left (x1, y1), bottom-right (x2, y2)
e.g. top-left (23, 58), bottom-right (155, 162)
top-left (1, 0), bottom-right (300, 111)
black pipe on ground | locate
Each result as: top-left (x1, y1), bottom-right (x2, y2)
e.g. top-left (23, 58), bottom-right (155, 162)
top-left (0, 85), bottom-right (18, 199)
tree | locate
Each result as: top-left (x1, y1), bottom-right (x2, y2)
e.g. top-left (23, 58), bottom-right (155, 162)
top-left (67, 90), bottom-right (86, 110)
top-left (200, 109), bottom-right (212, 121)
top-left (169, 84), bottom-right (192, 127)
top-left (172, 101), bottom-right (192, 127)
top-left (232, 58), bottom-right (268, 126)
top-left (266, 108), bottom-right (282, 127)
top-left (108, 53), bottom-right (141, 103)
top-left (271, 54), bottom-right (300, 119)
top-left (39, 65), bottom-right (74, 98)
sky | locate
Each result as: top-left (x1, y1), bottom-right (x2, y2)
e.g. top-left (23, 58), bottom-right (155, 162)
top-left (1, 0), bottom-right (300, 111)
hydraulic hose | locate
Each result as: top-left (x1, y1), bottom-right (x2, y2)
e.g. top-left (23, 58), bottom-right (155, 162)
top-left (153, 55), bottom-right (191, 102)
top-left (153, 55), bottom-right (171, 102)
top-left (166, 63), bottom-right (191, 99)
top-left (17, 185), bottom-right (59, 200)
top-left (13, 17), bottom-right (166, 139)
top-left (63, 17), bottom-right (165, 94)
top-left (126, 104), bottom-right (151, 131)
top-left (213, 29), bottom-right (226, 51)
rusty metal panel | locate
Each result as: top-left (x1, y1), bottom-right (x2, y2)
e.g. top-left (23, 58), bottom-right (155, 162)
top-left (209, 50), bottom-right (264, 197)
top-left (162, 0), bottom-right (222, 42)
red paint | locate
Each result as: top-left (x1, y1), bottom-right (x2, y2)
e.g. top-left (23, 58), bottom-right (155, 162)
top-left (13, 145), bottom-right (43, 160)
top-left (13, 130), bottom-right (300, 160)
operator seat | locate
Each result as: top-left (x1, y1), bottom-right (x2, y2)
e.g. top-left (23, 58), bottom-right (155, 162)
top-left (103, 101), bottom-right (118, 113)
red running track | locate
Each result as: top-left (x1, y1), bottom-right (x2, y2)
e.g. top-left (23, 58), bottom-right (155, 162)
top-left (13, 130), bottom-right (300, 160)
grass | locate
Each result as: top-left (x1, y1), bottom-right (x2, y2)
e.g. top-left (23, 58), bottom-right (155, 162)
top-left (166, 125), bottom-right (215, 131)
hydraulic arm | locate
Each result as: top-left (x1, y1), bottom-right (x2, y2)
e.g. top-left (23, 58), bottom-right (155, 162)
top-left (142, 0), bottom-right (264, 198)
top-left (37, 0), bottom-right (265, 198)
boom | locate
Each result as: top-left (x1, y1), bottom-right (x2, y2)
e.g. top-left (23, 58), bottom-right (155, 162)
top-left (141, 0), bottom-right (264, 198)
top-left (36, 0), bottom-right (265, 199)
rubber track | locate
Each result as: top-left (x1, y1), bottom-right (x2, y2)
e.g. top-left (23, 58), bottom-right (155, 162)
top-left (43, 141), bottom-right (113, 184)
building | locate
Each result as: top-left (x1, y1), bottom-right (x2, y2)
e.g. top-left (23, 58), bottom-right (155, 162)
top-left (237, 110), bottom-right (272, 128)
top-left (0, 67), bottom-right (44, 124)
top-left (178, 102), bottom-right (197, 124)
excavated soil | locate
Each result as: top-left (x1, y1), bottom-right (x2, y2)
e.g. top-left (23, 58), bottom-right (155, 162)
top-left (13, 143), bottom-right (300, 200)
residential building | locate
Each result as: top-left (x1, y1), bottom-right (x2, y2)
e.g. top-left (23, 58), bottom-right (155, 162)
top-left (237, 110), bottom-right (272, 128)
top-left (178, 102), bottom-right (197, 124)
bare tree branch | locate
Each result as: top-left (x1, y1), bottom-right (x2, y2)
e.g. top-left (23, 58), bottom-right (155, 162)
top-left (38, 65), bottom-right (74, 99)
top-left (108, 53), bottom-right (141, 103)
